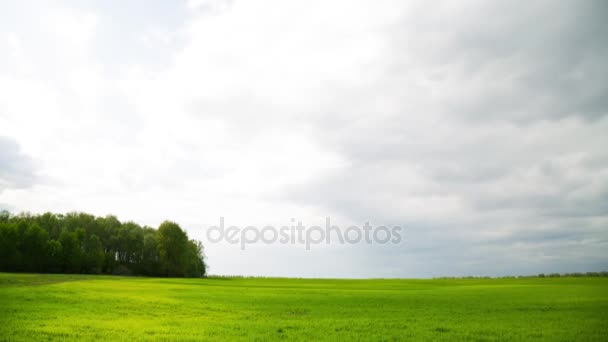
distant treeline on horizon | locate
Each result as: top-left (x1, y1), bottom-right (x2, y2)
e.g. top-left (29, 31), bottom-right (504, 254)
top-left (434, 272), bottom-right (608, 279)
top-left (0, 210), bottom-right (206, 277)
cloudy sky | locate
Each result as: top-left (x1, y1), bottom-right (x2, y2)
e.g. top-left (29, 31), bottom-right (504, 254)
top-left (1, 0), bottom-right (607, 278)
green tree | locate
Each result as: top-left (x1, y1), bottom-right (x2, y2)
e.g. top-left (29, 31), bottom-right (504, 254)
top-left (0, 221), bottom-right (20, 271)
top-left (186, 240), bottom-right (207, 277)
top-left (22, 223), bottom-right (49, 272)
top-left (59, 230), bottom-right (81, 273)
top-left (0, 210), bottom-right (9, 223)
top-left (141, 228), bottom-right (160, 276)
top-left (83, 234), bottom-right (104, 273)
top-left (114, 222), bottom-right (144, 268)
top-left (0, 211), bottom-right (207, 278)
top-left (158, 221), bottom-right (189, 277)
top-left (46, 239), bottom-right (63, 273)
top-left (37, 212), bottom-right (63, 240)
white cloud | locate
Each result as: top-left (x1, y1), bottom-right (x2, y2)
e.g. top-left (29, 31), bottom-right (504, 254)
top-left (0, 0), bottom-right (606, 277)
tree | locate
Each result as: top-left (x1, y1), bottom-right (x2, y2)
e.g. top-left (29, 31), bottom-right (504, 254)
top-left (0, 210), bottom-right (10, 223)
top-left (186, 240), bottom-right (207, 277)
top-left (97, 215), bottom-right (121, 273)
top-left (46, 239), bottom-right (63, 273)
top-left (0, 211), bottom-right (207, 278)
top-left (37, 212), bottom-right (62, 240)
top-left (22, 223), bottom-right (49, 272)
top-left (114, 222), bottom-right (143, 268)
top-left (0, 221), bottom-right (20, 271)
top-left (157, 221), bottom-right (189, 277)
top-left (141, 228), bottom-right (160, 276)
top-left (83, 234), bottom-right (104, 274)
top-left (59, 230), bottom-right (81, 273)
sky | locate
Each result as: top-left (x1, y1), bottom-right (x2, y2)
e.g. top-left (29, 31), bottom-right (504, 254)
top-left (0, 0), bottom-right (607, 278)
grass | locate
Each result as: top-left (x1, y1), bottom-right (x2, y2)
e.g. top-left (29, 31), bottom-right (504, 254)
top-left (0, 273), bottom-right (607, 341)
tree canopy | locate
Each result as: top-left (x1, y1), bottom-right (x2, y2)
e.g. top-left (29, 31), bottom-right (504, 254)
top-left (0, 210), bottom-right (206, 277)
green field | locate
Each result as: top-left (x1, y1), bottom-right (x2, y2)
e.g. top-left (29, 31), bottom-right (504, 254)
top-left (0, 273), bottom-right (607, 341)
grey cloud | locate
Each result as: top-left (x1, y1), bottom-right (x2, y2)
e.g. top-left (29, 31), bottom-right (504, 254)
top-left (383, 0), bottom-right (608, 123)
top-left (456, 1), bottom-right (608, 122)
top-left (274, 1), bottom-right (608, 276)
top-left (1, 0), bottom-right (605, 277)
top-left (0, 202), bottom-right (15, 212)
top-left (0, 136), bottom-right (37, 193)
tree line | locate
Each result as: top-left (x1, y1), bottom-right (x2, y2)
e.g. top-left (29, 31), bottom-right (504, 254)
top-left (0, 210), bottom-right (206, 277)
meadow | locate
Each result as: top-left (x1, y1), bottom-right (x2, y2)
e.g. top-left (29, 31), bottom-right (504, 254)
top-left (0, 273), bottom-right (607, 341)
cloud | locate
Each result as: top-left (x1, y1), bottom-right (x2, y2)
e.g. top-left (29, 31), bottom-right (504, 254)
top-left (0, 0), bottom-right (606, 277)
top-left (270, 0), bottom-right (608, 275)
top-left (389, 0), bottom-right (608, 123)
top-left (0, 136), bottom-right (37, 193)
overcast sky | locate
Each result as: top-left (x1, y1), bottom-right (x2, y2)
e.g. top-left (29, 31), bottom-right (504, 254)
top-left (1, 0), bottom-right (607, 278)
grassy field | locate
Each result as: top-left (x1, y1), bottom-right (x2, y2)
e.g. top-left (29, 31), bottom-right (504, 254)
top-left (0, 273), bottom-right (607, 341)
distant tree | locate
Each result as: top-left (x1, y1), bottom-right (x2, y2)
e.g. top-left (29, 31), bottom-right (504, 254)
top-left (83, 234), bottom-right (104, 274)
top-left (114, 222), bottom-right (144, 267)
top-left (158, 221), bottom-right (189, 277)
top-left (97, 215), bottom-right (121, 273)
top-left (0, 210), bottom-right (10, 223)
top-left (0, 211), bottom-right (207, 278)
top-left (37, 212), bottom-right (63, 240)
top-left (46, 239), bottom-right (63, 273)
top-left (97, 214), bottom-right (121, 247)
top-left (59, 230), bottom-right (81, 273)
top-left (186, 240), bottom-right (207, 277)
top-left (22, 223), bottom-right (49, 272)
top-left (141, 228), bottom-right (160, 276)
top-left (0, 221), bottom-right (20, 271)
